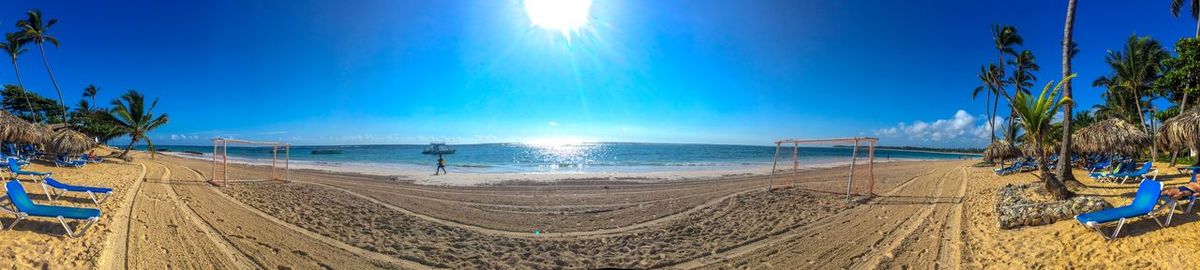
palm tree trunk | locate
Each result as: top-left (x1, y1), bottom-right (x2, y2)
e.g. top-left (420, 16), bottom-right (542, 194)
top-left (1184, 89), bottom-right (1190, 113)
top-left (10, 60), bottom-right (39, 123)
top-left (1133, 88), bottom-right (1158, 159)
top-left (985, 90), bottom-right (994, 163)
top-left (119, 139), bottom-right (136, 158)
top-left (992, 92), bottom-right (1003, 166)
top-left (36, 42), bottom-right (67, 123)
top-left (1056, 0), bottom-right (1078, 186)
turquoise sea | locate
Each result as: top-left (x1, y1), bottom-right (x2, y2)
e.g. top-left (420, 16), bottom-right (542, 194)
top-left (141, 143), bottom-right (975, 174)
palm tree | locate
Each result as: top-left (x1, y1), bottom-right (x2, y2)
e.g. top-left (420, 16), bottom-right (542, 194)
top-left (1057, 0), bottom-right (1079, 183)
top-left (1008, 50), bottom-right (1039, 142)
top-left (977, 63), bottom-right (1007, 157)
top-left (1, 32), bottom-right (37, 123)
top-left (1100, 36), bottom-right (1169, 130)
top-left (1072, 111), bottom-right (1095, 130)
top-left (1012, 74), bottom-right (1077, 200)
top-left (1173, 0), bottom-right (1200, 37)
top-left (992, 25), bottom-right (1024, 146)
top-left (83, 84), bottom-right (99, 106)
top-left (1009, 50), bottom-right (1039, 93)
top-left (104, 90), bottom-right (169, 158)
top-left (17, 9), bottom-right (67, 122)
top-left (1099, 35), bottom-right (1169, 158)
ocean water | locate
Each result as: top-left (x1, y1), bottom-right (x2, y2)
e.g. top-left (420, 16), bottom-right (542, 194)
top-left (140, 143), bottom-right (974, 174)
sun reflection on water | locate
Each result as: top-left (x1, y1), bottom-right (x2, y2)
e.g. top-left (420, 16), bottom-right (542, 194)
top-left (521, 140), bottom-right (602, 171)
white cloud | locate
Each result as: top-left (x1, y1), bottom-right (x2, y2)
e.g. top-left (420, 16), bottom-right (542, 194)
top-left (548, 121), bottom-right (559, 127)
top-left (875, 110), bottom-right (1003, 146)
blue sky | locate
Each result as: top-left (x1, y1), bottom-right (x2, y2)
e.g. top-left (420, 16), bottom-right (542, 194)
top-left (0, 0), bottom-right (1195, 147)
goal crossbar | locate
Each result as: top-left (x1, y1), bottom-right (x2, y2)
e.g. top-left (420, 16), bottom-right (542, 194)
top-left (210, 138), bottom-right (291, 186)
top-left (766, 137), bottom-right (878, 203)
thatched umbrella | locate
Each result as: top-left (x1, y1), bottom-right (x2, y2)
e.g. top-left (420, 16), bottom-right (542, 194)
top-left (42, 127), bottom-right (96, 155)
top-left (1161, 107), bottom-right (1200, 152)
top-left (1020, 141), bottom-right (1059, 157)
top-left (1072, 118), bottom-right (1149, 156)
top-left (0, 110), bottom-right (45, 144)
top-left (984, 140), bottom-right (1021, 160)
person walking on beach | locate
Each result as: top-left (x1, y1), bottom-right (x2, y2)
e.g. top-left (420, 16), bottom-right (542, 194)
top-left (436, 155), bottom-right (448, 175)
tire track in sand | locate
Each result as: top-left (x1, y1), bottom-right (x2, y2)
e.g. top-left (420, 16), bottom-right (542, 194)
top-left (153, 162), bottom-right (260, 268)
top-left (97, 162), bottom-right (147, 270)
top-left (293, 164), bottom-right (945, 239)
top-left (854, 164), bottom-right (963, 269)
top-left (668, 163), bottom-right (956, 269)
top-left (177, 166), bottom-right (431, 269)
top-left (301, 180), bottom-right (764, 239)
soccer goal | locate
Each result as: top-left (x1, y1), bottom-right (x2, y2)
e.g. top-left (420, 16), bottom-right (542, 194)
top-left (766, 137), bottom-right (878, 203)
top-left (210, 138), bottom-right (290, 186)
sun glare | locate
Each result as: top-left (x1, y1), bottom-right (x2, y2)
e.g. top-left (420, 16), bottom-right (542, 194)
top-left (524, 0), bottom-right (592, 37)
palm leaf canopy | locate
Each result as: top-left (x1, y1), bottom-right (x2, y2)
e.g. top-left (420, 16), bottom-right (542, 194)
top-left (984, 140), bottom-right (1021, 160)
top-left (0, 110), bottom-right (44, 144)
top-left (1072, 118), bottom-right (1149, 155)
top-left (1160, 107), bottom-right (1200, 150)
top-left (42, 125), bottom-right (95, 155)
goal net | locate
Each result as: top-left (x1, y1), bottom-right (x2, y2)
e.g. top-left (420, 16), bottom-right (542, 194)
top-left (766, 137), bottom-right (877, 203)
top-left (210, 138), bottom-right (290, 186)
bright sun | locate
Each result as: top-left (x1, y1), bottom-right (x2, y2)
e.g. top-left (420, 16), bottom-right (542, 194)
top-left (524, 0), bottom-right (592, 37)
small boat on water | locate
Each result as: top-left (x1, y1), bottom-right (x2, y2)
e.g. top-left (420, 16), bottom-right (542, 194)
top-left (311, 149), bottom-right (343, 155)
top-left (422, 142), bottom-right (455, 155)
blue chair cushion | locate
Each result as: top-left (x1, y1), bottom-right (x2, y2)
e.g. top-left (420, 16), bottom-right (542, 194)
top-left (44, 177), bottom-right (112, 193)
top-left (6, 181), bottom-right (101, 220)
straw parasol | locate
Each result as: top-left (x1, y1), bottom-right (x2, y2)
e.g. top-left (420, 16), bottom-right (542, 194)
top-left (1160, 107), bottom-right (1200, 151)
top-left (983, 140), bottom-right (1021, 160)
top-left (0, 110), bottom-right (45, 144)
top-left (1020, 141), bottom-right (1059, 157)
top-left (42, 125), bottom-right (96, 155)
top-left (1071, 118), bottom-right (1149, 155)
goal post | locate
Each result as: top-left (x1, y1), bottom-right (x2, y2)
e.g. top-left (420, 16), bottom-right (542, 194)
top-left (766, 137), bottom-right (877, 203)
top-left (210, 138), bottom-right (290, 186)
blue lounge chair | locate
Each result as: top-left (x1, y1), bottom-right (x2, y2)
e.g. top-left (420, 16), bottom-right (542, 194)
top-left (80, 154), bottom-right (103, 163)
top-left (1110, 162), bottom-right (1157, 184)
top-left (0, 153), bottom-right (28, 166)
top-left (40, 177), bottom-right (112, 206)
top-left (0, 180), bottom-right (101, 238)
top-left (1087, 159), bottom-right (1112, 173)
top-left (1164, 167), bottom-right (1200, 216)
top-left (53, 156), bottom-right (85, 168)
top-left (1075, 179), bottom-right (1168, 240)
top-left (1176, 165), bottom-right (1200, 175)
top-left (6, 158), bottom-right (49, 180)
top-left (994, 162), bottom-right (1019, 175)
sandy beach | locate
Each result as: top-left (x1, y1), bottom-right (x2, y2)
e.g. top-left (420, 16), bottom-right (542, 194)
top-left (2, 149), bottom-right (1199, 269)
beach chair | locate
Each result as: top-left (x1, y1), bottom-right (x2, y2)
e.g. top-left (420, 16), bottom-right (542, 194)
top-left (1110, 162), bottom-right (1157, 184)
top-left (1087, 159), bottom-right (1111, 173)
top-left (1176, 165), bottom-right (1200, 175)
top-left (53, 156), bottom-right (86, 168)
top-left (994, 161), bottom-right (1025, 176)
top-left (0, 153), bottom-right (29, 166)
top-left (1075, 179), bottom-right (1169, 240)
top-left (1164, 167), bottom-right (1200, 216)
top-left (0, 180), bottom-right (101, 238)
top-left (40, 177), bottom-right (112, 206)
top-left (1091, 162), bottom-right (1133, 181)
top-left (80, 154), bottom-right (103, 163)
top-left (7, 158), bottom-right (49, 180)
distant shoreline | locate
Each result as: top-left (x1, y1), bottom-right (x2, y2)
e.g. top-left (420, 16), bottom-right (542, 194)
top-left (877, 148), bottom-right (982, 156)
top-left (832, 145), bottom-right (982, 156)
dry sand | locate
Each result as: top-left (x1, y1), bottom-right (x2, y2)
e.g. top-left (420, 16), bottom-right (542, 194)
top-left (7, 148), bottom-right (1200, 269)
